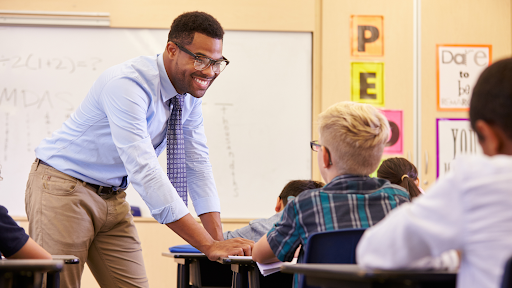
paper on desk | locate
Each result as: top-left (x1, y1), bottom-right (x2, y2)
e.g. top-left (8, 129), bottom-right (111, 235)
top-left (228, 255), bottom-right (253, 259)
top-left (256, 258), bottom-right (297, 276)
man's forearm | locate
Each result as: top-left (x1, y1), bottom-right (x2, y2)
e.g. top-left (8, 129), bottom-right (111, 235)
top-left (166, 213), bottom-right (215, 253)
top-left (199, 211), bottom-right (224, 241)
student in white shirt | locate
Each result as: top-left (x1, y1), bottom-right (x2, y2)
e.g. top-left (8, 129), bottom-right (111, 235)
top-left (357, 57), bottom-right (512, 288)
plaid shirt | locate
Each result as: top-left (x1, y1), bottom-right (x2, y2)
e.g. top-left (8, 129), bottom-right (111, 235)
top-left (267, 174), bottom-right (410, 263)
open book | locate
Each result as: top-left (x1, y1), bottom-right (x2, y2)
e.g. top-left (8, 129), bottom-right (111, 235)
top-left (228, 256), bottom-right (297, 276)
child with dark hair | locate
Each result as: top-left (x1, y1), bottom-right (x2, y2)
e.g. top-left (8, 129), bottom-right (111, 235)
top-left (0, 205), bottom-right (52, 260)
top-left (377, 157), bottom-right (423, 199)
top-left (223, 180), bottom-right (324, 241)
top-left (0, 165), bottom-right (51, 260)
top-left (357, 57), bottom-right (512, 288)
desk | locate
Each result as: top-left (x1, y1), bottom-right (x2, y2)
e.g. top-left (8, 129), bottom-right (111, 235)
top-left (162, 252), bottom-right (232, 288)
top-left (280, 263), bottom-right (457, 288)
top-left (0, 259), bottom-right (64, 288)
top-left (217, 258), bottom-right (293, 288)
top-left (217, 257), bottom-right (257, 288)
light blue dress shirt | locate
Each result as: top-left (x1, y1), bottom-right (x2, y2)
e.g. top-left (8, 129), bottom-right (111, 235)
top-left (35, 54), bottom-right (220, 224)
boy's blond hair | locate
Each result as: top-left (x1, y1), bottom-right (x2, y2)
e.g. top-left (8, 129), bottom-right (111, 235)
top-left (318, 101), bottom-right (389, 175)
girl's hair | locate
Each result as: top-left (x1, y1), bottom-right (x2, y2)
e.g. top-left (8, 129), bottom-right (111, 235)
top-left (377, 157), bottom-right (422, 199)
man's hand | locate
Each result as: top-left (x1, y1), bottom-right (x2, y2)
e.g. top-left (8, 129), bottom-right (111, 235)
top-left (204, 238), bottom-right (254, 261)
top-left (166, 214), bottom-right (253, 261)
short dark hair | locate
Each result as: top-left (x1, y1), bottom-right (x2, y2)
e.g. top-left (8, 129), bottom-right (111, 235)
top-left (377, 157), bottom-right (421, 199)
top-left (470, 57), bottom-right (512, 140)
top-left (168, 11), bottom-right (224, 45)
top-left (279, 180), bottom-right (325, 206)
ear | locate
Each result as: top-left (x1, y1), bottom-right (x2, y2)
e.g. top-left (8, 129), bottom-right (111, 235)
top-left (414, 178), bottom-right (420, 187)
top-left (321, 146), bottom-right (331, 168)
top-left (275, 197), bottom-right (283, 213)
top-left (475, 120), bottom-right (501, 156)
top-left (166, 42), bottom-right (178, 59)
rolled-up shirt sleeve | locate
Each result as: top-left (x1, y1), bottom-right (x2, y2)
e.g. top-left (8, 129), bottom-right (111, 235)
top-left (100, 77), bottom-right (189, 224)
top-left (183, 98), bottom-right (221, 216)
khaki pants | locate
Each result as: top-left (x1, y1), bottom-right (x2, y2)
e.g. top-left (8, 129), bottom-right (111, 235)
top-left (25, 161), bottom-right (149, 288)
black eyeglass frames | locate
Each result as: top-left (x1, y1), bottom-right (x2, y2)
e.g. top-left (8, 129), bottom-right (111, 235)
top-left (172, 41), bottom-right (229, 73)
top-left (310, 140), bottom-right (333, 165)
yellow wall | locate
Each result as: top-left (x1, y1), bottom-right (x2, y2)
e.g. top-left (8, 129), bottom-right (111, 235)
top-left (419, 0), bottom-right (512, 188)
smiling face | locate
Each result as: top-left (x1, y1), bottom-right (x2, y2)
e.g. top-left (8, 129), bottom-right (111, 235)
top-left (164, 32), bottom-right (223, 98)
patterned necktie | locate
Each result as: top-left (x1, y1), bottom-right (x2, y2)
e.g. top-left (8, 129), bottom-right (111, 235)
top-left (167, 95), bottom-right (187, 206)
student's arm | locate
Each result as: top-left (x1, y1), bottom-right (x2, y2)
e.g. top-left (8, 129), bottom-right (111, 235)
top-left (8, 238), bottom-right (52, 260)
top-left (356, 171), bottom-right (464, 269)
top-left (253, 235), bottom-right (279, 263)
top-left (253, 204), bottom-right (301, 263)
top-left (225, 213), bottom-right (283, 241)
top-left (167, 213), bottom-right (254, 261)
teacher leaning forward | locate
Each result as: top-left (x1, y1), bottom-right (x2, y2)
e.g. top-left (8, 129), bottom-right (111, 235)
top-left (25, 11), bottom-right (253, 288)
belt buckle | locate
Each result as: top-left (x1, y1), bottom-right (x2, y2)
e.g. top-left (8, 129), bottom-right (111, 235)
top-left (97, 186), bottom-right (111, 196)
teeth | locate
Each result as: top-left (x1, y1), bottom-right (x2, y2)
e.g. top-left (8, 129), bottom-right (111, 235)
top-left (194, 78), bottom-right (208, 85)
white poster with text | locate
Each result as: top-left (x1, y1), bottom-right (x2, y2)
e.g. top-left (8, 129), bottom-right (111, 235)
top-left (437, 45), bottom-right (491, 110)
top-left (436, 119), bottom-right (483, 178)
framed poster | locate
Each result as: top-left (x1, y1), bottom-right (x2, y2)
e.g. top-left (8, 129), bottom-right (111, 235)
top-left (351, 62), bottom-right (384, 106)
top-left (381, 109), bottom-right (403, 155)
top-left (437, 44), bottom-right (492, 111)
top-left (436, 118), bottom-right (483, 178)
top-left (351, 15), bottom-right (384, 57)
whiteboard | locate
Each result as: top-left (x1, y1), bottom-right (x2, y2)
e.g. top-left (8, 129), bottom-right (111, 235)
top-left (0, 26), bottom-right (312, 219)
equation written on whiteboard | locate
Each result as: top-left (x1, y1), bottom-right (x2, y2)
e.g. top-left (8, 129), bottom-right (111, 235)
top-left (0, 54), bottom-right (103, 74)
top-left (436, 118), bottom-right (483, 178)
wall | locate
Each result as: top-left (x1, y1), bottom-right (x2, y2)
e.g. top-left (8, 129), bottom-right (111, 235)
top-left (419, 0), bottom-right (512, 188)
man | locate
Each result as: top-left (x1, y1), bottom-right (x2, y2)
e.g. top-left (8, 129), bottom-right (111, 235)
top-left (25, 11), bottom-right (252, 287)
top-left (252, 101), bottom-right (410, 288)
top-left (356, 57), bottom-right (512, 288)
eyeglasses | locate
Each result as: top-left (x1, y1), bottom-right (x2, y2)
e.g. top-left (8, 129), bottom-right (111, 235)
top-left (172, 42), bottom-right (230, 73)
top-left (310, 140), bottom-right (333, 165)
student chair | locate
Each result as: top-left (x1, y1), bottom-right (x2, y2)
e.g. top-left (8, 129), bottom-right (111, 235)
top-left (299, 228), bottom-right (367, 288)
top-left (502, 255), bottom-right (512, 288)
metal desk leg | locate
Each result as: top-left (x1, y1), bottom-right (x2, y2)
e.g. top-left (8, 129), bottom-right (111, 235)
top-left (247, 268), bottom-right (260, 288)
top-left (231, 264), bottom-right (249, 288)
top-left (176, 259), bottom-right (191, 288)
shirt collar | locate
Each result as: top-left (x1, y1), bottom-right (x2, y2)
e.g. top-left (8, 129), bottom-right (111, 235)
top-left (328, 174), bottom-right (369, 185)
top-left (157, 53), bottom-right (185, 103)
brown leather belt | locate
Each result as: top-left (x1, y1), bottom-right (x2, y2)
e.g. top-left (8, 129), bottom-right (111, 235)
top-left (37, 159), bottom-right (122, 196)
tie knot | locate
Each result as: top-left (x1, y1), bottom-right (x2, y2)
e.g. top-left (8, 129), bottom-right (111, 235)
top-left (171, 95), bottom-right (185, 110)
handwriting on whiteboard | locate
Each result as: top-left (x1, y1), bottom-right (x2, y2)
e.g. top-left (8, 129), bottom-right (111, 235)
top-left (0, 54), bottom-right (103, 74)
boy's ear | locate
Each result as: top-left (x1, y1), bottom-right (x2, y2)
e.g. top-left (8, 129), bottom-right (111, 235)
top-left (275, 197), bottom-right (283, 213)
top-left (475, 120), bottom-right (501, 156)
top-left (321, 146), bottom-right (332, 168)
